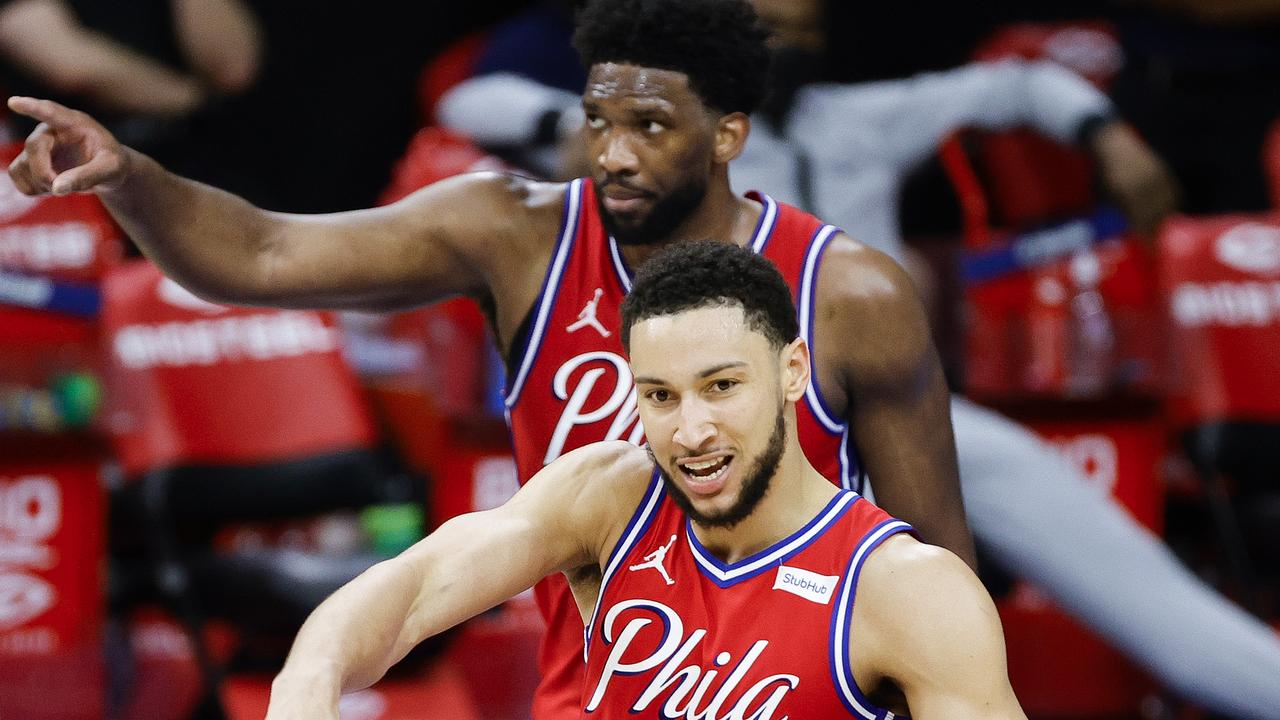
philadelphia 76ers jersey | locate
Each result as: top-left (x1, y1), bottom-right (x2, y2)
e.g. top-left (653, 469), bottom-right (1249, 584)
top-left (504, 177), bottom-right (869, 719)
top-left (582, 474), bottom-right (914, 719)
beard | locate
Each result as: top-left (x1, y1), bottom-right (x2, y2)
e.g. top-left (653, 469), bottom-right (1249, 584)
top-left (654, 408), bottom-right (787, 530)
top-left (598, 174), bottom-right (708, 247)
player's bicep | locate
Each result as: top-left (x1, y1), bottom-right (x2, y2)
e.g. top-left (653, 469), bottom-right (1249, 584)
top-left (819, 236), bottom-right (972, 564)
top-left (395, 442), bottom-right (652, 646)
top-left (255, 172), bottom-right (542, 311)
top-left (861, 541), bottom-right (1026, 720)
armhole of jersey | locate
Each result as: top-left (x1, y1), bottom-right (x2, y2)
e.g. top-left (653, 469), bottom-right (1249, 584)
top-left (503, 303), bottom-right (537, 383)
top-left (829, 518), bottom-right (916, 720)
top-left (798, 223), bottom-right (848, 435)
top-left (583, 469), bottom-right (665, 661)
top-left (504, 178), bottom-right (583, 408)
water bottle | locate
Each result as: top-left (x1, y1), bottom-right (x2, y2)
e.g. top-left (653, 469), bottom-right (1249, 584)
top-left (1065, 252), bottom-right (1115, 397)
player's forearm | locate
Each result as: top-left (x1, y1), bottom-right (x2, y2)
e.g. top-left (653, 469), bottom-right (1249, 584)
top-left (99, 149), bottom-right (283, 303)
top-left (272, 557), bottom-right (425, 701)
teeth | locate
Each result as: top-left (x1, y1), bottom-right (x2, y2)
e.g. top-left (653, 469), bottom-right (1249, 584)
top-left (698, 464), bottom-right (728, 482)
top-left (680, 457), bottom-right (729, 482)
top-left (684, 459), bottom-right (720, 471)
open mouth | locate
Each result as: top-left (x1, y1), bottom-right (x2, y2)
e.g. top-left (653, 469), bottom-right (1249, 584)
top-left (676, 455), bottom-right (733, 494)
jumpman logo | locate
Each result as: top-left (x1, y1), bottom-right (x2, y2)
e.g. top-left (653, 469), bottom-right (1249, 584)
top-left (567, 288), bottom-right (611, 337)
top-left (629, 534), bottom-right (678, 586)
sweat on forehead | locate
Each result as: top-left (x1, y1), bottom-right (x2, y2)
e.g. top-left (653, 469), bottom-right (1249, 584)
top-left (584, 64), bottom-right (692, 105)
top-left (572, 0), bottom-right (772, 115)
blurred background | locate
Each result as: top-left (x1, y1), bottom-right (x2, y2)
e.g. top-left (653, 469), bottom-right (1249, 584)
top-left (0, 0), bottom-right (1278, 718)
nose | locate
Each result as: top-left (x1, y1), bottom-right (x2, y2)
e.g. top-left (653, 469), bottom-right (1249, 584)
top-left (672, 399), bottom-right (716, 453)
top-left (598, 132), bottom-right (639, 177)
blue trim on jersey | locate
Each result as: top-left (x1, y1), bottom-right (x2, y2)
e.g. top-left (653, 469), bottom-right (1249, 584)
top-left (798, 224), bottom-right (847, 435)
top-left (830, 518), bottom-right (915, 720)
top-left (584, 469), bottom-right (666, 660)
top-left (750, 194), bottom-right (779, 255)
top-left (687, 490), bottom-right (858, 588)
top-left (504, 178), bottom-right (583, 408)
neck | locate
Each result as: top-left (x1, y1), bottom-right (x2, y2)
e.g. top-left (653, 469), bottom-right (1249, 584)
top-left (689, 427), bottom-right (838, 565)
top-left (617, 173), bottom-right (763, 269)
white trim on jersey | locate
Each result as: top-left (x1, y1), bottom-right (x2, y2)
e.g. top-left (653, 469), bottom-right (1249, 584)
top-left (750, 195), bottom-right (779, 253)
top-left (584, 473), bottom-right (666, 661)
top-left (505, 178), bottom-right (583, 408)
top-left (688, 491), bottom-right (857, 585)
top-left (798, 224), bottom-right (846, 434)
top-left (838, 428), bottom-right (856, 492)
top-left (831, 519), bottom-right (913, 720)
top-left (607, 234), bottom-right (632, 293)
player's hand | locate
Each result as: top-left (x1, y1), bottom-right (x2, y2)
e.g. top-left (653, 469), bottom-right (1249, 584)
top-left (1090, 120), bottom-right (1179, 237)
top-left (6, 96), bottom-right (132, 197)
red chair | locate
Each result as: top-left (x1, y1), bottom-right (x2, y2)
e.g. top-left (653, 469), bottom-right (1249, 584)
top-left (1159, 213), bottom-right (1280, 610)
top-left (0, 143), bottom-right (122, 719)
top-left (98, 261), bottom-right (455, 718)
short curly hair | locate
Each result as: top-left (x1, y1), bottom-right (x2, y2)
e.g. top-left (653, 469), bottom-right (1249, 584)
top-left (621, 240), bottom-right (799, 353)
top-left (573, 0), bottom-right (772, 115)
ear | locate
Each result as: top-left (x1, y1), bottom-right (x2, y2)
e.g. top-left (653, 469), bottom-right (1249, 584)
top-left (780, 337), bottom-right (810, 403)
top-left (714, 112), bottom-right (750, 164)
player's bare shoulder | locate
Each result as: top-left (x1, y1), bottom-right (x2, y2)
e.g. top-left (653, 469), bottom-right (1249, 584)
top-left (518, 441), bottom-right (656, 564)
top-left (813, 233), bottom-right (932, 379)
top-left (855, 533), bottom-right (1003, 669)
top-left (384, 171), bottom-right (566, 260)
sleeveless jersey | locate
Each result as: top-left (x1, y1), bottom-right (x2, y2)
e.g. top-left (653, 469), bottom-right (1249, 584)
top-left (582, 474), bottom-right (913, 719)
top-left (504, 178), bottom-right (867, 719)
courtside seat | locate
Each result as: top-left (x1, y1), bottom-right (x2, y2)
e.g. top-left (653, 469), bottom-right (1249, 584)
top-left (99, 261), bottom-right (438, 718)
top-left (1159, 213), bottom-right (1280, 607)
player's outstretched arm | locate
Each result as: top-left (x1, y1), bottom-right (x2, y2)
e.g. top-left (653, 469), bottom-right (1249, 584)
top-left (818, 235), bottom-right (976, 568)
top-left (854, 536), bottom-right (1027, 719)
top-left (6, 96), bottom-right (563, 313)
top-left (264, 441), bottom-right (653, 720)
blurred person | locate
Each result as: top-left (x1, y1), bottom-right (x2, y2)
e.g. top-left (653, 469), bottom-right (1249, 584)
top-left (265, 241), bottom-right (1026, 720)
top-left (7, 1), bottom-right (975, 718)
top-left (0, 0), bottom-right (261, 143)
top-left (433, 1), bottom-right (1280, 717)
top-left (1109, 0), bottom-right (1280, 213)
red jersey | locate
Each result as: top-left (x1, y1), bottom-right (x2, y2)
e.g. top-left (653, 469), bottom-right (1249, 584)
top-left (504, 178), bottom-right (866, 718)
top-left (582, 474), bottom-right (913, 720)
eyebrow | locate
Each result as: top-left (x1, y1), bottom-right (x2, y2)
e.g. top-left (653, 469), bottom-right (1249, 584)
top-left (634, 361), bottom-right (747, 386)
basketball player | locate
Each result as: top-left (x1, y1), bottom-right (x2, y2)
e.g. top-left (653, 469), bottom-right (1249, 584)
top-left (265, 241), bottom-right (1026, 720)
top-left (7, 1), bottom-right (971, 716)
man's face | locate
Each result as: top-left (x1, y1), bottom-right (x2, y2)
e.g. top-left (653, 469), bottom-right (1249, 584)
top-left (582, 63), bottom-right (717, 246)
top-left (630, 304), bottom-right (790, 528)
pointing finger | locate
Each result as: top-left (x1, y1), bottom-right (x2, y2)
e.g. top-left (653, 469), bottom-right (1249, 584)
top-left (7, 96), bottom-right (82, 130)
